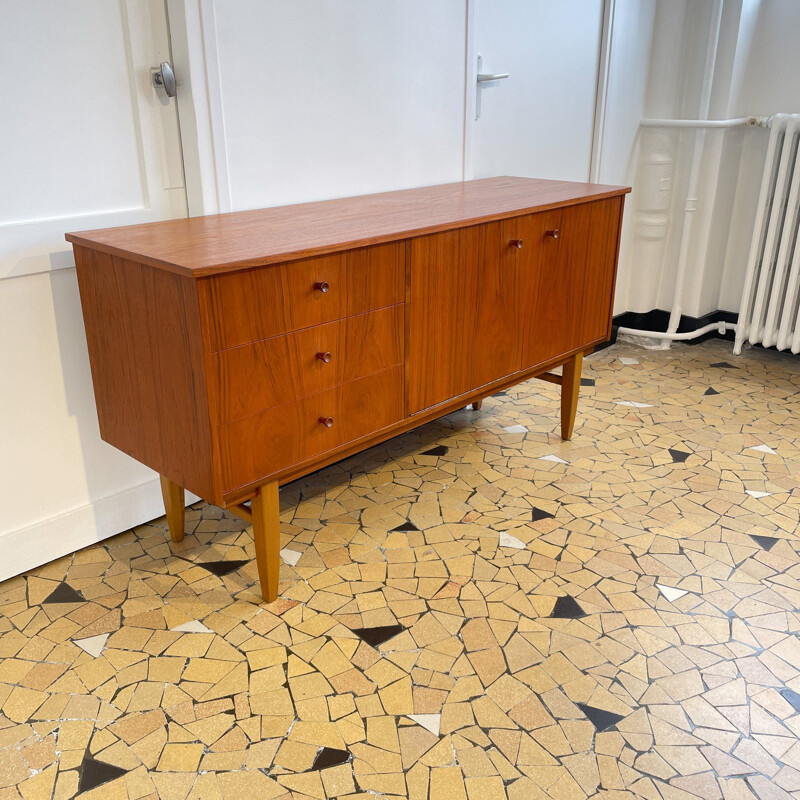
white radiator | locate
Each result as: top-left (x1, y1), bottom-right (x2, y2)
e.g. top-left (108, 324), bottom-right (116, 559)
top-left (735, 114), bottom-right (800, 355)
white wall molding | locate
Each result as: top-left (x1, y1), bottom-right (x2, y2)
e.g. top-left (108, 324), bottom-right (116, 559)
top-left (462, 0), bottom-right (477, 181)
top-left (0, 476), bottom-right (198, 583)
top-left (590, 0), bottom-right (616, 183)
top-left (196, 0), bottom-right (233, 213)
top-left (167, 0), bottom-right (232, 216)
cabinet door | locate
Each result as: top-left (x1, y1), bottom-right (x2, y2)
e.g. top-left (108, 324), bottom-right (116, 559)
top-left (408, 222), bottom-right (520, 414)
top-left (517, 197), bottom-right (622, 369)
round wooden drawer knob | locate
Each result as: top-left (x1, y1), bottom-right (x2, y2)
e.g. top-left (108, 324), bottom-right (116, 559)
top-left (509, 239), bottom-right (523, 249)
top-left (545, 229), bottom-right (560, 239)
top-left (316, 351), bottom-right (332, 363)
top-left (318, 416), bottom-right (334, 428)
top-left (314, 281), bottom-right (330, 293)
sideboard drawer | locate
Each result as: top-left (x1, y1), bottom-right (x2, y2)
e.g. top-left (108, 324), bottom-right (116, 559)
top-left (204, 242), bottom-right (405, 351)
top-left (214, 305), bottom-right (404, 422)
top-left (221, 365), bottom-right (404, 491)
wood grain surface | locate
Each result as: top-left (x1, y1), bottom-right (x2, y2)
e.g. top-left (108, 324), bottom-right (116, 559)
top-left (202, 242), bottom-right (404, 351)
top-left (521, 196), bottom-right (623, 367)
top-left (214, 305), bottom-right (403, 422)
top-left (66, 177), bottom-right (629, 277)
top-left (73, 246), bottom-right (218, 500)
top-left (408, 221), bottom-right (521, 414)
top-left (221, 365), bottom-right (404, 492)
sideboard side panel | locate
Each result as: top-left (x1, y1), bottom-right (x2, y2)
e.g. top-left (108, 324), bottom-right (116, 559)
top-left (74, 246), bottom-right (217, 501)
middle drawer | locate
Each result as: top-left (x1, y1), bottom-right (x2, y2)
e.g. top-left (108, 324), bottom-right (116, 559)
top-left (213, 304), bottom-right (404, 422)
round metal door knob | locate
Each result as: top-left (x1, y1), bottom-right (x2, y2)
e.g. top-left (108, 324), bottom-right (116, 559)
top-left (545, 229), bottom-right (560, 239)
top-left (509, 239), bottom-right (523, 249)
top-left (316, 351), bottom-right (332, 363)
top-left (314, 281), bottom-right (330, 293)
top-left (318, 416), bottom-right (334, 428)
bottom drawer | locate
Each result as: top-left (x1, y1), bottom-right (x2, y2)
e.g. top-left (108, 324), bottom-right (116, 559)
top-left (221, 365), bottom-right (404, 492)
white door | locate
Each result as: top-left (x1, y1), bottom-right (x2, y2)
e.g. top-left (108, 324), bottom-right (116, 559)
top-left (168, 0), bottom-right (468, 213)
top-left (0, 0), bottom-right (187, 279)
top-left (470, 0), bottom-right (605, 182)
top-left (0, 0), bottom-right (188, 581)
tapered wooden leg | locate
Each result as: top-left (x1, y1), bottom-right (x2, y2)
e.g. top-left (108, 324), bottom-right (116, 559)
top-left (160, 475), bottom-right (185, 542)
top-left (560, 351), bottom-right (583, 440)
top-left (251, 480), bottom-right (281, 603)
top-left (472, 399), bottom-right (483, 410)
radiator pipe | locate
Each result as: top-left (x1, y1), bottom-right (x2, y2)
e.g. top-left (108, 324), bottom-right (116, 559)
top-left (661, 0), bottom-right (725, 350)
top-left (640, 116), bottom-right (768, 129)
top-left (617, 320), bottom-right (736, 341)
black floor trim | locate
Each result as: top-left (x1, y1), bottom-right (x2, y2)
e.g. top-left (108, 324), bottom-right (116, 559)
top-left (598, 308), bottom-right (739, 350)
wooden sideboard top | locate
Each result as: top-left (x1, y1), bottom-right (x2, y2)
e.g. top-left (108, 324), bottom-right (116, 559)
top-left (66, 176), bottom-right (630, 278)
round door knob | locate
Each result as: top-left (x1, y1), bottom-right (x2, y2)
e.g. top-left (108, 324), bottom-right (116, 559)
top-left (314, 281), bottom-right (330, 293)
top-left (545, 229), bottom-right (560, 239)
top-left (509, 239), bottom-right (523, 249)
top-left (316, 351), bottom-right (332, 363)
top-left (318, 416), bottom-right (334, 428)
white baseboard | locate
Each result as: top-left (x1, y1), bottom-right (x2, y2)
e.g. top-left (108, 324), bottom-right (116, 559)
top-left (0, 478), bottom-right (199, 583)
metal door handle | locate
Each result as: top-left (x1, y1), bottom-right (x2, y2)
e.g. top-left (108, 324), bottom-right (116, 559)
top-left (475, 55), bottom-right (509, 120)
top-left (477, 72), bottom-right (510, 83)
top-left (152, 62), bottom-right (177, 98)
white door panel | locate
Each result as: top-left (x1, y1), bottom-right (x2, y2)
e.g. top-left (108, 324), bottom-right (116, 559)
top-left (0, 0), bottom-right (187, 279)
top-left (471, 0), bottom-right (604, 182)
top-left (177, 0), bottom-right (467, 213)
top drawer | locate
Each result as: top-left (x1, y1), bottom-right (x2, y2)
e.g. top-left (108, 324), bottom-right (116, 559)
top-left (202, 241), bottom-right (405, 351)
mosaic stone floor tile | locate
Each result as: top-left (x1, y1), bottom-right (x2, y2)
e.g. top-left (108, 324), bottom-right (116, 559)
top-left (198, 559), bottom-right (249, 576)
top-left (2, 339), bottom-right (800, 798)
top-left (499, 532), bottom-right (526, 549)
top-left (73, 633), bottom-right (109, 658)
top-left (669, 448), bottom-right (691, 463)
top-left (749, 443), bottom-right (778, 454)
top-left (311, 746), bottom-right (351, 770)
top-left (279, 547), bottom-right (302, 566)
top-left (656, 583), bottom-right (688, 602)
top-left (391, 521), bottom-right (420, 532)
top-left (549, 595), bottom-right (587, 618)
top-left (577, 703), bottom-right (625, 732)
top-left (539, 453), bottom-right (568, 464)
top-left (408, 713), bottom-right (441, 736)
top-left (351, 624), bottom-right (406, 648)
top-left (751, 534), bottom-right (779, 550)
top-left (41, 581), bottom-right (85, 604)
top-left (77, 752), bottom-right (127, 794)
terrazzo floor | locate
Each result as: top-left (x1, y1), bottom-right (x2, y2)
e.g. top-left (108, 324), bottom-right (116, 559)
top-left (1, 339), bottom-right (800, 800)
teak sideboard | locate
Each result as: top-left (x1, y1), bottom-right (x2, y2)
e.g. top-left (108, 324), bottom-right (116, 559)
top-left (67, 177), bottom-right (629, 602)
